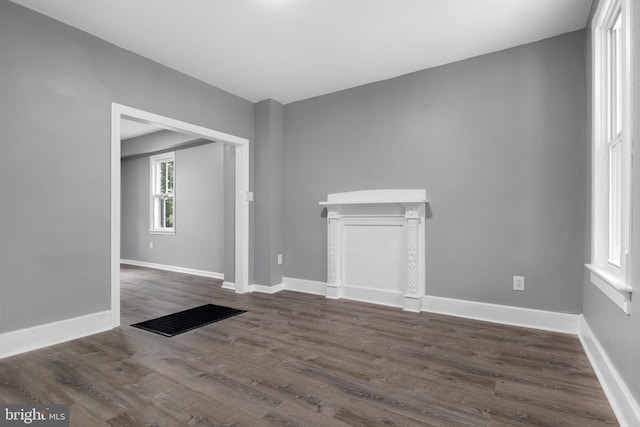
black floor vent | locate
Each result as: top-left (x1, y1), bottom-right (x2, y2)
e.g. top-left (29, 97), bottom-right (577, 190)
top-left (131, 304), bottom-right (246, 337)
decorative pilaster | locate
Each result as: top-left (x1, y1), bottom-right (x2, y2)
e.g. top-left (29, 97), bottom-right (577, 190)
top-left (326, 209), bottom-right (342, 299)
top-left (404, 204), bottom-right (423, 312)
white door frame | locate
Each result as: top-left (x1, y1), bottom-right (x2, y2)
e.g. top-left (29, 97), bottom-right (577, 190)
top-left (111, 103), bottom-right (250, 327)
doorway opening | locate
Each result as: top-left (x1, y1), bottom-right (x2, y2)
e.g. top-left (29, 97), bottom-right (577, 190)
top-left (110, 103), bottom-right (250, 327)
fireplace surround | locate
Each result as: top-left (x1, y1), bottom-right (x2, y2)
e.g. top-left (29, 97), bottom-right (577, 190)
top-left (319, 189), bottom-right (428, 312)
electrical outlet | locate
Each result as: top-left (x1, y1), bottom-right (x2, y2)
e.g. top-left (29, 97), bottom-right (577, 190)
top-left (513, 276), bottom-right (525, 291)
top-left (149, 241), bottom-right (154, 249)
top-left (277, 254), bottom-right (283, 265)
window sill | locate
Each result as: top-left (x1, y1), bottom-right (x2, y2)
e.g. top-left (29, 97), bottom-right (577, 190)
top-left (150, 229), bottom-right (175, 236)
top-left (586, 264), bottom-right (632, 314)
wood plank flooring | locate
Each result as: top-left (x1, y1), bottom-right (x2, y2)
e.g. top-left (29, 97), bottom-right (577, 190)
top-left (0, 265), bottom-right (618, 426)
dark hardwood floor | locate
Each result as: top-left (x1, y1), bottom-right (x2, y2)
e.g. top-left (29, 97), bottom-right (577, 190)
top-left (0, 265), bottom-right (618, 426)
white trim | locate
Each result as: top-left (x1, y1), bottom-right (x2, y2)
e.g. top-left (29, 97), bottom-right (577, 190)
top-left (149, 230), bottom-right (176, 236)
top-left (587, 263), bottom-right (634, 292)
top-left (587, 267), bottom-right (632, 314)
top-left (579, 316), bottom-right (640, 427)
top-left (111, 103), bottom-right (251, 328)
top-left (320, 189), bottom-right (428, 205)
top-left (223, 278), bottom-right (317, 295)
top-left (120, 259), bottom-right (224, 280)
top-left (403, 295), bottom-right (422, 313)
top-left (110, 106), bottom-right (122, 328)
top-left (221, 281), bottom-right (286, 294)
top-left (421, 295), bottom-right (580, 334)
top-left (283, 277), bottom-right (327, 295)
top-left (235, 134), bottom-right (250, 294)
top-left (249, 283), bottom-right (286, 294)
top-left (590, 0), bottom-right (633, 301)
top-left (0, 311), bottom-right (112, 360)
top-left (340, 286), bottom-right (404, 308)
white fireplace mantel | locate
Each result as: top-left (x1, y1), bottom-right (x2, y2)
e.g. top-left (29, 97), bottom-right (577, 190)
top-left (319, 189), bottom-right (428, 312)
top-left (320, 189), bottom-right (428, 206)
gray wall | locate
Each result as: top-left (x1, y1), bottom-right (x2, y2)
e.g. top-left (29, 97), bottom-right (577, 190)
top-left (0, 0), bottom-right (253, 333)
top-left (254, 99), bottom-right (285, 287)
top-left (283, 31), bottom-right (586, 314)
top-left (582, 0), bottom-right (640, 403)
top-left (121, 142), bottom-right (225, 274)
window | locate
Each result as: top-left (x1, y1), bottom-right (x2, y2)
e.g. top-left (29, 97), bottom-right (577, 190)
top-left (588, 0), bottom-right (632, 313)
top-left (150, 152), bottom-right (175, 234)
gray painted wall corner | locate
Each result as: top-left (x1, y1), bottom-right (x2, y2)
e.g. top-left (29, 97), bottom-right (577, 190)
top-left (254, 99), bottom-right (285, 287)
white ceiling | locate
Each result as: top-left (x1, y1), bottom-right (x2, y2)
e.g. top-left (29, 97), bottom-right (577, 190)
top-left (120, 119), bottom-right (163, 140)
top-left (10, 0), bottom-right (592, 104)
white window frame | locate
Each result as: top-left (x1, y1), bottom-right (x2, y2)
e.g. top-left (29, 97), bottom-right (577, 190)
top-left (149, 152), bottom-right (176, 235)
top-left (587, 0), bottom-right (633, 314)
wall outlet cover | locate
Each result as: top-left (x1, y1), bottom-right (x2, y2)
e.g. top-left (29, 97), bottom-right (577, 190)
top-left (513, 276), bottom-right (525, 291)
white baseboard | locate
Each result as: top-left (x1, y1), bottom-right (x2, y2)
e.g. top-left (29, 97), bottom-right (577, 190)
top-left (283, 277), bottom-right (327, 295)
top-left (249, 283), bottom-right (285, 294)
top-left (579, 316), bottom-right (640, 427)
top-left (421, 295), bottom-right (580, 334)
top-left (257, 278), bottom-right (404, 309)
top-left (278, 279), bottom-right (579, 334)
top-left (222, 282), bottom-right (285, 294)
top-left (340, 285), bottom-right (404, 308)
top-left (121, 259), bottom-right (224, 280)
top-left (0, 311), bottom-right (112, 360)
top-left (222, 281), bottom-right (236, 291)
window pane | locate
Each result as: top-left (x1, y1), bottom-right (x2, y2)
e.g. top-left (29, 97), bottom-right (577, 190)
top-left (608, 29), bottom-right (614, 139)
top-left (159, 162), bottom-right (167, 193)
top-left (608, 141), bottom-right (622, 265)
top-left (614, 13), bottom-right (622, 137)
top-left (608, 11), bottom-right (622, 142)
top-left (165, 196), bottom-right (174, 228)
top-left (150, 153), bottom-right (175, 231)
top-left (154, 196), bottom-right (161, 229)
